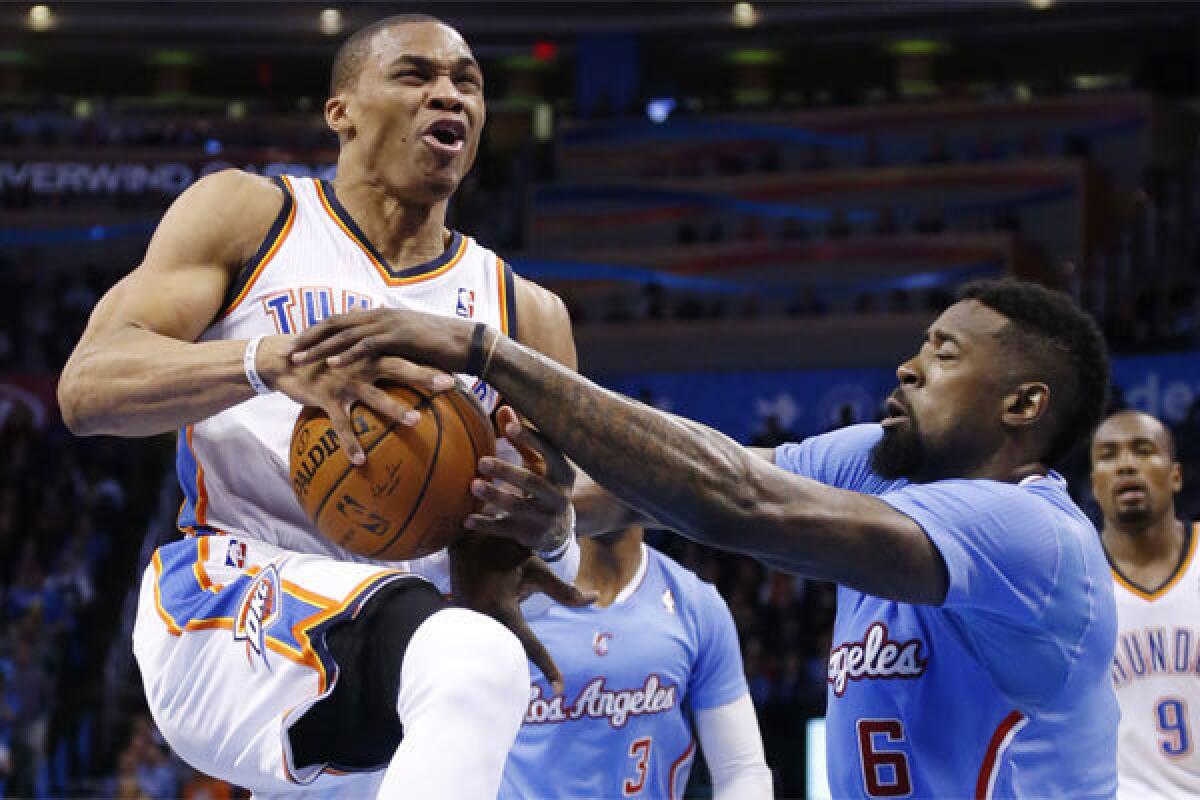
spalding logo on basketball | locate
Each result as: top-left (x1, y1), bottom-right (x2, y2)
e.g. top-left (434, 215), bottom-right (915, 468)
top-left (289, 383), bottom-right (496, 562)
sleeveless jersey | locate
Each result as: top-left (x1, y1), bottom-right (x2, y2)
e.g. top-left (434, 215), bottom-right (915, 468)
top-left (175, 174), bottom-right (517, 588)
top-left (1109, 522), bottom-right (1200, 799)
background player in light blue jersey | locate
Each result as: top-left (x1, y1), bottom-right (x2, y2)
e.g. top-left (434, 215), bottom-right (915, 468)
top-left (500, 525), bottom-right (772, 800)
top-left (289, 278), bottom-right (1120, 798)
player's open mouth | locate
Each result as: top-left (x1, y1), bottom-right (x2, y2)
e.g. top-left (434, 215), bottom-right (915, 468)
top-left (1114, 480), bottom-right (1148, 504)
top-left (422, 119), bottom-right (467, 155)
top-left (881, 397), bottom-right (910, 428)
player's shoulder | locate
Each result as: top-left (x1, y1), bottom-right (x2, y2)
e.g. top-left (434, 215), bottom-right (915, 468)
top-left (185, 168), bottom-right (284, 213)
top-left (169, 169), bottom-right (287, 253)
top-left (645, 545), bottom-right (726, 608)
top-left (776, 424), bottom-right (903, 495)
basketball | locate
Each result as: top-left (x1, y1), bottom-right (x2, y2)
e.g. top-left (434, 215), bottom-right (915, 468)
top-left (289, 383), bottom-right (496, 561)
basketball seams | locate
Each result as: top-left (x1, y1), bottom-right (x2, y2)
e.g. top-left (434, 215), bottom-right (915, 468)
top-left (451, 386), bottom-right (494, 466)
top-left (292, 386), bottom-right (493, 562)
top-left (308, 414), bottom-right (403, 526)
top-left (365, 392), bottom-right (445, 558)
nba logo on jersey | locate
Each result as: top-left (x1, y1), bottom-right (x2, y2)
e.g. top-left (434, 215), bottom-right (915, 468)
top-left (233, 565), bottom-right (282, 670)
top-left (225, 539), bottom-right (247, 569)
top-left (593, 632), bottom-right (612, 656)
top-left (456, 288), bottom-right (476, 318)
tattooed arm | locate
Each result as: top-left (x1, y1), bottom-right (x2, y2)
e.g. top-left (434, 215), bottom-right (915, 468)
top-left (289, 313), bottom-right (948, 604)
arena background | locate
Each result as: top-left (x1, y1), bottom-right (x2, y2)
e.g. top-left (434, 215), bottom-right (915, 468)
top-left (1, 1), bottom-right (1199, 797)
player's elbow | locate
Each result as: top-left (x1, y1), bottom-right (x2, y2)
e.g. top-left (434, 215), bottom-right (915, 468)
top-left (58, 358), bottom-right (102, 436)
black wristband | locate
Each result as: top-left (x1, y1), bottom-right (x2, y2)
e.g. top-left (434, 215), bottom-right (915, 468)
top-left (464, 322), bottom-right (488, 376)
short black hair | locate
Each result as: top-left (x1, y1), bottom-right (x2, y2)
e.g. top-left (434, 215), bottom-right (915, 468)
top-left (959, 279), bottom-right (1110, 466)
top-left (1095, 410), bottom-right (1178, 462)
top-left (330, 13), bottom-right (446, 96)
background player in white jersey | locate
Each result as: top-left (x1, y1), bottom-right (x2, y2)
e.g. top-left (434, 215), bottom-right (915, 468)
top-left (1092, 410), bottom-right (1200, 798)
top-left (290, 278), bottom-right (1120, 797)
top-left (499, 523), bottom-right (772, 800)
top-left (56, 14), bottom-right (591, 799)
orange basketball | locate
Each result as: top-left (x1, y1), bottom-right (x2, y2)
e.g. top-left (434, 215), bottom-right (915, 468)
top-left (289, 383), bottom-right (496, 561)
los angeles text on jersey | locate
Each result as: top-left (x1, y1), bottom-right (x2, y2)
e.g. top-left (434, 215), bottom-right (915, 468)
top-left (1112, 626), bottom-right (1200, 687)
top-left (827, 621), bottom-right (927, 697)
top-left (524, 675), bottom-right (678, 729)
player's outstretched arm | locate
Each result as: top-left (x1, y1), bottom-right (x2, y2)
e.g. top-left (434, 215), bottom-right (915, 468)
top-left (289, 313), bottom-right (949, 605)
top-left (58, 170), bottom-right (284, 437)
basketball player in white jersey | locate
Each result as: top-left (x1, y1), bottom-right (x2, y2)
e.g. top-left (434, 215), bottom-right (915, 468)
top-left (57, 14), bottom-right (591, 799)
top-left (1093, 410), bottom-right (1200, 798)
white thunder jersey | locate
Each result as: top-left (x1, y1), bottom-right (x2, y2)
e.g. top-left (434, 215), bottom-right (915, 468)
top-left (1109, 522), bottom-right (1200, 799)
top-left (175, 174), bottom-right (518, 589)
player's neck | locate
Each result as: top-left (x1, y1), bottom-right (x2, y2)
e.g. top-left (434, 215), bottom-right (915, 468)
top-left (577, 530), bottom-right (644, 608)
top-left (1102, 512), bottom-right (1185, 569)
top-left (330, 175), bottom-right (452, 266)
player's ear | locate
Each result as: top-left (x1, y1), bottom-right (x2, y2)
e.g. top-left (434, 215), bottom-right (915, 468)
top-left (1170, 461), bottom-right (1184, 493)
top-left (325, 94), bottom-right (353, 139)
top-left (1001, 382), bottom-right (1049, 430)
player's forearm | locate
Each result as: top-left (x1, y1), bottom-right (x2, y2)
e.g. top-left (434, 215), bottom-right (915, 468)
top-left (485, 336), bottom-right (773, 546)
top-left (59, 326), bottom-right (266, 437)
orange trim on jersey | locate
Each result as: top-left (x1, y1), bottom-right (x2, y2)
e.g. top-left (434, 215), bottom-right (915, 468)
top-left (313, 179), bottom-right (467, 287)
top-left (222, 175), bottom-right (298, 317)
top-left (975, 710), bottom-right (1025, 799)
top-left (1111, 522), bottom-right (1198, 602)
top-left (282, 570), bottom-right (404, 693)
top-left (152, 548), bottom-right (238, 637)
top-left (185, 425), bottom-right (210, 527)
top-left (192, 535), bottom-right (224, 594)
top-left (496, 257), bottom-right (511, 335)
top-left (152, 541), bottom-right (404, 694)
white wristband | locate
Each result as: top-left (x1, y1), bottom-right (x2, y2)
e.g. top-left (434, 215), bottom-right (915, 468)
top-left (244, 335), bottom-right (272, 395)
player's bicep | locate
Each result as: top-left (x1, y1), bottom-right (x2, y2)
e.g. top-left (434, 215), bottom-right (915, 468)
top-left (76, 170), bottom-right (281, 346)
top-left (742, 460), bottom-right (949, 604)
top-left (512, 275), bottom-right (577, 371)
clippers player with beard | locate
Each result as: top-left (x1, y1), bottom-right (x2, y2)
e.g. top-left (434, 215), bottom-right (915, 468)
top-left (1092, 410), bottom-right (1200, 798)
top-left (289, 279), bottom-right (1119, 798)
top-left (499, 524), bottom-right (772, 800)
top-left (57, 14), bottom-right (591, 799)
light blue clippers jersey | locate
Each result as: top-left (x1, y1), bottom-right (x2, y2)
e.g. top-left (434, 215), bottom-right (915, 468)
top-left (500, 544), bottom-right (748, 800)
top-left (776, 424), bottom-right (1118, 799)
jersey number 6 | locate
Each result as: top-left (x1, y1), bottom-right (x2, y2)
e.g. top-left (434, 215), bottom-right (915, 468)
top-left (857, 719), bottom-right (913, 797)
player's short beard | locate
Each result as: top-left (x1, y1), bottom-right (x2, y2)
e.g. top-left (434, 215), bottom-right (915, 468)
top-left (871, 419), bottom-right (926, 480)
top-left (1114, 503), bottom-right (1153, 528)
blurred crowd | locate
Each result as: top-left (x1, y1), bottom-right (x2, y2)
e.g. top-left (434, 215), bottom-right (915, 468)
top-left (0, 87), bottom-right (1198, 796)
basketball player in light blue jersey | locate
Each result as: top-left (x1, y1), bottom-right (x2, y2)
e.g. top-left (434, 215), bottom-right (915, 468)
top-left (289, 278), bottom-right (1120, 798)
top-left (500, 525), bottom-right (771, 800)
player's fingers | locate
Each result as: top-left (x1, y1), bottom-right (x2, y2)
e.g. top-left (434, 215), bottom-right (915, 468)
top-left (355, 383), bottom-right (421, 428)
top-left (325, 404), bottom-right (365, 466)
top-left (377, 357), bottom-right (457, 394)
top-left (521, 558), bottom-right (597, 609)
top-left (500, 412), bottom-right (573, 489)
top-left (500, 607), bottom-right (565, 694)
top-left (469, 477), bottom-right (529, 508)
top-left (476, 459), bottom-right (566, 512)
top-left (289, 311), bottom-right (375, 360)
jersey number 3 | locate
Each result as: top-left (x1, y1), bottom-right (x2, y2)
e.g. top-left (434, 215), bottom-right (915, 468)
top-left (623, 737), bottom-right (652, 795)
top-left (857, 719), bottom-right (913, 797)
